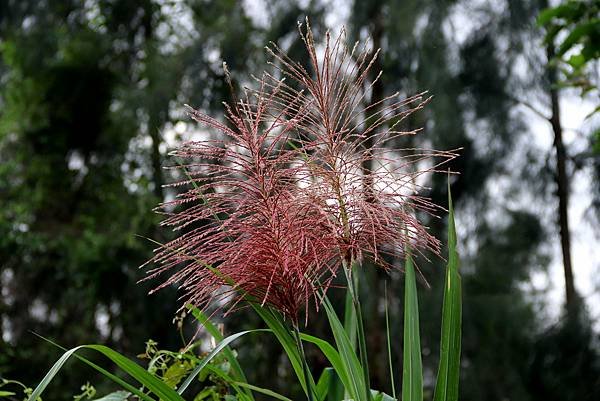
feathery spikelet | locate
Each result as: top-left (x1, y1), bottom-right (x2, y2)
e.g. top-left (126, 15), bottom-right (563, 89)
top-left (145, 22), bottom-right (457, 322)
top-left (261, 21), bottom-right (458, 269)
top-left (145, 78), bottom-right (338, 323)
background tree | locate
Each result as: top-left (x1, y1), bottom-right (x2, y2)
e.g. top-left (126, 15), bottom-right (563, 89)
top-left (0, 0), bottom-right (272, 397)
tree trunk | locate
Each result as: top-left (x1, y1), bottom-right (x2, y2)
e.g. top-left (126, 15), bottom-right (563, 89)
top-left (546, 43), bottom-right (577, 310)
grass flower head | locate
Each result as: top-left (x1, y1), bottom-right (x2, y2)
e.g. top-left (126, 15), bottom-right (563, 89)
top-left (146, 22), bottom-right (457, 323)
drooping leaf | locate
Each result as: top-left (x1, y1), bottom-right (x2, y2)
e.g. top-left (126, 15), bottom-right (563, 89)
top-left (177, 329), bottom-right (268, 395)
top-left (27, 341), bottom-right (183, 401)
top-left (188, 305), bottom-right (254, 400)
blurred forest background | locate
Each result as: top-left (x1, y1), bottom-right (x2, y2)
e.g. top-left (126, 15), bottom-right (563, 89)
top-left (1, 0), bottom-right (599, 400)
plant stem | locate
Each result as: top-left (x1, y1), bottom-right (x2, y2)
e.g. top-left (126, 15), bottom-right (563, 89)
top-left (342, 258), bottom-right (372, 401)
top-left (293, 323), bottom-right (315, 401)
top-left (384, 283), bottom-right (397, 399)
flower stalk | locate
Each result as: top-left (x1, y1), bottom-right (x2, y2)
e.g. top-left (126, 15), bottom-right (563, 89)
top-left (292, 323), bottom-right (316, 401)
top-left (342, 258), bottom-right (372, 401)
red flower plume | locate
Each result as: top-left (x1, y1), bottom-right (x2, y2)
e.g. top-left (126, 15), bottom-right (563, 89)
top-left (145, 80), bottom-right (338, 323)
top-left (262, 22), bottom-right (458, 269)
top-left (145, 23), bottom-right (456, 322)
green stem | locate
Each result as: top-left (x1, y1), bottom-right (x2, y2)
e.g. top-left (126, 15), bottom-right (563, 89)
top-left (342, 259), bottom-right (372, 401)
top-left (293, 323), bottom-right (315, 401)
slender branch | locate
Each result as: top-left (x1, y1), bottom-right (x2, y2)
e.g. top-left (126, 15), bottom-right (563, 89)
top-left (505, 93), bottom-right (551, 121)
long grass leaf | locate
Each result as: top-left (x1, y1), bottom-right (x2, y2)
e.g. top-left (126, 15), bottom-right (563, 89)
top-left (315, 367), bottom-right (334, 401)
top-left (27, 341), bottom-right (183, 401)
top-left (188, 305), bottom-right (254, 400)
top-left (251, 304), bottom-right (316, 396)
top-left (331, 290), bottom-right (356, 401)
top-left (232, 382), bottom-right (294, 401)
top-left (177, 329), bottom-right (267, 395)
top-left (299, 334), bottom-right (352, 394)
top-left (322, 297), bottom-right (365, 401)
top-left (402, 251), bottom-right (423, 401)
top-left (343, 289), bottom-right (358, 349)
top-left (433, 184), bottom-right (462, 401)
top-left (384, 283), bottom-right (397, 399)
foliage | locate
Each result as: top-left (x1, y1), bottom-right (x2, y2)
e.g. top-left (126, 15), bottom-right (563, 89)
top-left (538, 0), bottom-right (600, 103)
top-left (24, 214), bottom-right (463, 400)
top-left (538, 0), bottom-right (600, 229)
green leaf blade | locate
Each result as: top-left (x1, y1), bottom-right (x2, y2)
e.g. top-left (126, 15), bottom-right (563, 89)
top-left (433, 185), bottom-right (462, 401)
top-left (188, 305), bottom-right (254, 400)
top-left (322, 297), bottom-right (365, 401)
top-left (177, 329), bottom-right (268, 395)
top-left (251, 304), bottom-right (316, 396)
top-left (402, 251), bottom-right (423, 401)
top-left (27, 342), bottom-right (185, 401)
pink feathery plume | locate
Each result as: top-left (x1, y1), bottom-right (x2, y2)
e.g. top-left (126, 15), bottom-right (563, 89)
top-left (144, 76), bottom-right (338, 323)
top-left (261, 21), bottom-right (458, 269)
top-left (145, 22), bottom-right (456, 322)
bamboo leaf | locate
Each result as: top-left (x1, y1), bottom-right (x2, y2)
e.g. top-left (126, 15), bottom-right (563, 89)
top-left (433, 185), bottom-right (462, 401)
top-left (402, 251), bottom-right (423, 401)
